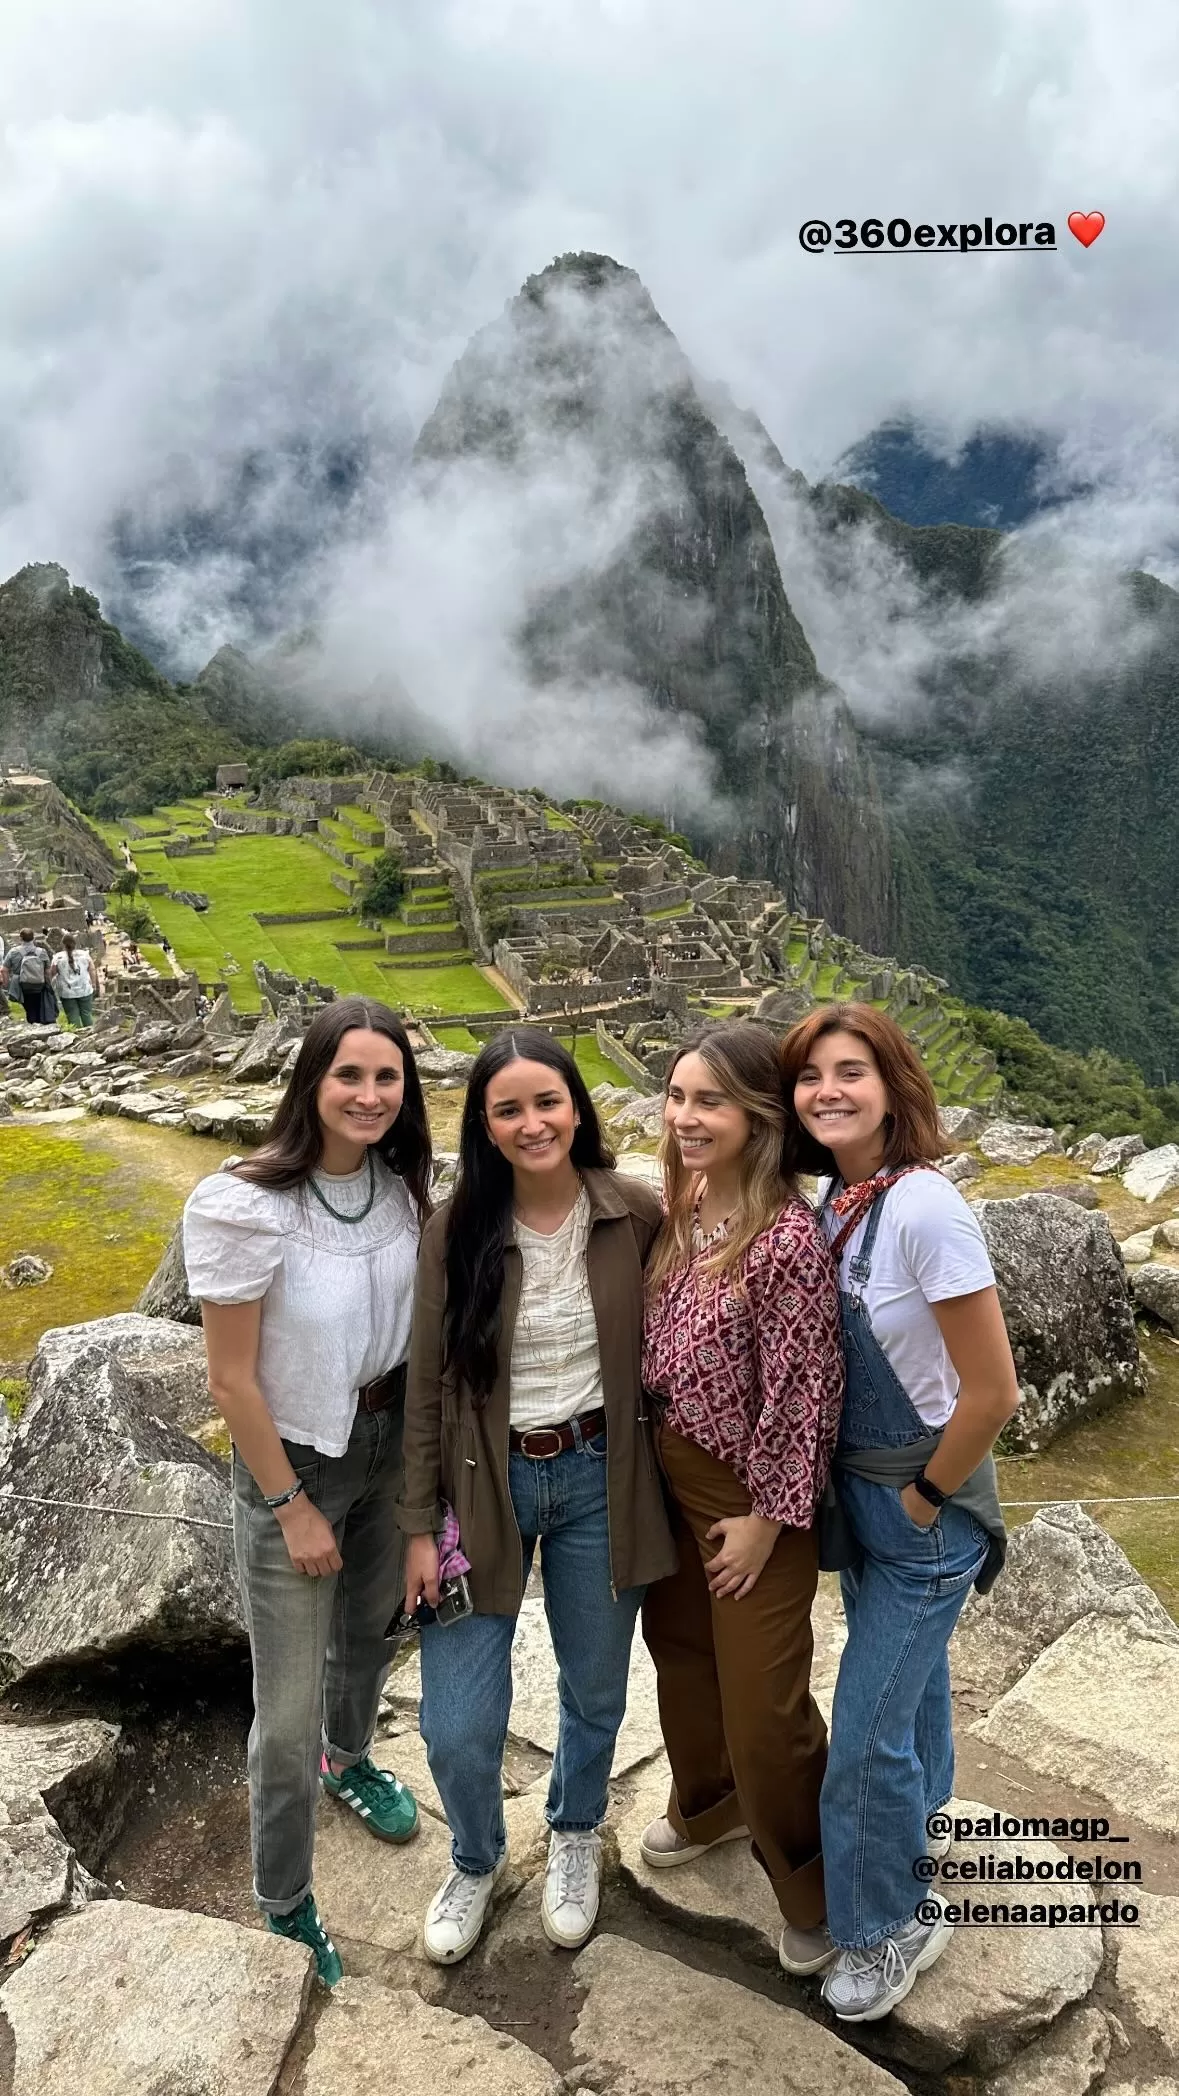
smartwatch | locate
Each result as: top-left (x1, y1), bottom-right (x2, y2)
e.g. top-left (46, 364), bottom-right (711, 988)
top-left (911, 1469), bottom-right (947, 1510)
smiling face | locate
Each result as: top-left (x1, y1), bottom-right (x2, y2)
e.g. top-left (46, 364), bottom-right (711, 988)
top-left (664, 1049), bottom-right (752, 1178)
top-left (792, 1027), bottom-right (890, 1167)
top-left (315, 1027), bottom-right (405, 1153)
top-left (483, 1056), bottom-right (578, 1182)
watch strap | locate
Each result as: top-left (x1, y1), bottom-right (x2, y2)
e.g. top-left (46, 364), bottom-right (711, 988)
top-left (911, 1468), bottom-right (947, 1510)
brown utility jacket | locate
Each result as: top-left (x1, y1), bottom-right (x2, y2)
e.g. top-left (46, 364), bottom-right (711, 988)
top-left (398, 1167), bottom-right (677, 1614)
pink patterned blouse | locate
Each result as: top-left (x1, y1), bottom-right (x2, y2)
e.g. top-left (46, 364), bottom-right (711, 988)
top-left (642, 1202), bottom-right (844, 1526)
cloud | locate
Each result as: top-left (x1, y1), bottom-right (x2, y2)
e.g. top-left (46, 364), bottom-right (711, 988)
top-left (0, 0), bottom-right (1176, 758)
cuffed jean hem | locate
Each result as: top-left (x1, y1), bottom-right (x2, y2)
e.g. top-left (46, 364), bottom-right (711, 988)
top-left (321, 1730), bottom-right (374, 1770)
top-left (254, 1878), bottom-right (313, 1918)
top-left (546, 1816), bottom-right (603, 1834)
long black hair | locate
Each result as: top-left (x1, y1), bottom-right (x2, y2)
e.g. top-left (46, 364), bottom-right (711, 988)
top-left (233, 996), bottom-right (433, 1224)
top-left (443, 1027), bottom-right (613, 1400)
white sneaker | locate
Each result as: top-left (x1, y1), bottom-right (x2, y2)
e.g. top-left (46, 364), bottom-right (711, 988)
top-left (422, 1849), bottom-right (509, 1965)
top-left (638, 1815), bottom-right (751, 1870)
top-left (541, 1829), bottom-right (601, 1949)
top-left (822, 1900), bottom-right (954, 2022)
top-left (926, 1809), bottom-right (953, 1862)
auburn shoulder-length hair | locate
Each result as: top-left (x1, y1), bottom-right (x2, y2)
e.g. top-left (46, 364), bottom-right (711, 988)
top-left (645, 1021), bottom-right (800, 1298)
top-left (778, 1002), bottom-right (945, 1179)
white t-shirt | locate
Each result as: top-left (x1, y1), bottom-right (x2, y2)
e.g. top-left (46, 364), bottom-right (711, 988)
top-left (817, 1169), bottom-right (995, 1428)
top-left (510, 1185), bottom-right (604, 1430)
top-left (53, 949), bottom-right (92, 996)
top-left (182, 1158), bottom-right (420, 1456)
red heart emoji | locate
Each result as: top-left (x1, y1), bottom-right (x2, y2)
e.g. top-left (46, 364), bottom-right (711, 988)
top-left (1068, 211), bottom-right (1105, 247)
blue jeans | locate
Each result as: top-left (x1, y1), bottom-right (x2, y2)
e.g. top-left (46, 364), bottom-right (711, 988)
top-left (419, 1419), bottom-right (643, 1876)
top-left (821, 1473), bottom-right (989, 1947)
top-left (819, 1217), bottom-right (988, 1950)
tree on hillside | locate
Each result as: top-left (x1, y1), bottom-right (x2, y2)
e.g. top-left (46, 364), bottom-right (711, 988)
top-left (256, 738), bottom-right (366, 780)
top-left (358, 850), bottom-right (404, 920)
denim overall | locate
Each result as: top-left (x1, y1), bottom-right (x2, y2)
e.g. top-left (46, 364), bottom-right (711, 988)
top-left (818, 1186), bottom-right (989, 1950)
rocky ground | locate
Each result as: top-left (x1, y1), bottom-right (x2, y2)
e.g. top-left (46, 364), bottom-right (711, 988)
top-left (4, 1044), bottom-right (1179, 2094)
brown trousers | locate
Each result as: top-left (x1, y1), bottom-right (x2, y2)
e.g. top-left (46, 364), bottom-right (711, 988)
top-left (641, 1425), bottom-right (828, 1928)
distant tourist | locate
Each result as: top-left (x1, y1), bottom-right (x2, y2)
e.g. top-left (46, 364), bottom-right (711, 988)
top-left (640, 1023), bottom-right (843, 1977)
top-left (51, 934), bottom-right (98, 1028)
top-left (182, 997), bottom-right (434, 1987)
top-left (780, 1003), bottom-right (1018, 2021)
top-left (401, 1027), bottom-right (674, 1966)
top-left (1, 927), bottom-right (54, 1024)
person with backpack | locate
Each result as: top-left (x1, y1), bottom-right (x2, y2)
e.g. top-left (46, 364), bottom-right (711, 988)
top-left (1, 929), bottom-right (53, 1024)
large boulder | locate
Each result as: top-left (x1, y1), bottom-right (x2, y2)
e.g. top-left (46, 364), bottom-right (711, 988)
top-left (300, 1981), bottom-right (560, 2094)
top-left (1131, 1261), bottom-right (1179, 1333)
top-left (31, 1312), bottom-right (211, 1430)
top-left (975, 1195), bottom-right (1143, 1451)
top-left (1090, 1133), bottom-right (1147, 1176)
top-left (0, 1898), bottom-right (313, 2095)
top-left (939, 1105), bottom-right (989, 1142)
top-left (970, 1614), bottom-right (1179, 1838)
top-left (953, 1502), bottom-right (1179, 1705)
top-left (415, 1045), bottom-right (476, 1081)
top-left (570, 1934), bottom-right (905, 2095)
top-left (1122, 1144), bottom-right (1179, 1203)
top-left (0, 1322), bottom-right (243, 1683)
top-left (228, 1013), bottom-right (305, 1084)
top-left (978, 1121), bottom-right (1064, 1168)
top-left (0, 1718), bottom-right (120, 1948)
top-left (135, 1220), bottom-right (203, 1325)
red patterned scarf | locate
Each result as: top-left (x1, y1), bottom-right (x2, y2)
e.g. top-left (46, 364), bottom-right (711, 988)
top-left (827, 1165), bottom-right (925, 1260)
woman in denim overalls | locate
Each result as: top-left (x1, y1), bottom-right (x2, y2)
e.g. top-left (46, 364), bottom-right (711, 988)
top-left (781, 1004), bottom-right (1020, 2023)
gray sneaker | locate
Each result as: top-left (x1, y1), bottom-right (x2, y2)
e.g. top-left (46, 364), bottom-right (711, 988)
top-left (778, 1920), bottom-right (838, 1975)
top-left (822, 1903), bottom-right (953, 2021)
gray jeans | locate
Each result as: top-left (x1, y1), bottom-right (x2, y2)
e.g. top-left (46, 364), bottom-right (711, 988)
top-left (232, 1399), bottom-right (405, 1914)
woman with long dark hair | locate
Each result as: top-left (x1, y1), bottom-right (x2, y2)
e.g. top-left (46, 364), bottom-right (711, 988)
top-left (183, 996), bottom-right (433, 1986)
top-left (640, 1023), bottom-right (844, 1976)
top-left (781, 1003), bottom-right (1018, 2022)
top-left (400, 1026), bottom-right (675, 1966)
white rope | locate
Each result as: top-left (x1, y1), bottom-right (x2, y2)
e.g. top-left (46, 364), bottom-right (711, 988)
top-left (0, 1489), bottom-right (232, 1531)
top-left (1000, 1493), bottom-right (1179, 1509)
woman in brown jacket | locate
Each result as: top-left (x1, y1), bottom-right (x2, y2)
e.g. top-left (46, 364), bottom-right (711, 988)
top-left (400, 1028), bottom-right (675, 1968)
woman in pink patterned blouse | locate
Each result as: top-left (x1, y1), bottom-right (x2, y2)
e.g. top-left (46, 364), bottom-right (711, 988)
top-left (639, 1022), bottom-right (844, 1977)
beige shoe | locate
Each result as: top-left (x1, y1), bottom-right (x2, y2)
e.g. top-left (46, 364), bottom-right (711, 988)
top-left (639, 1815), bottom-right (750, 1869)
top-left (778, 1920), bottom-right (838, 1975)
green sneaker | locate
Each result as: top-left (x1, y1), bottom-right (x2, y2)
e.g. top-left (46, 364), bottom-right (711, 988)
top-left (320, 1753), bottom-right (420, 1842)
top-left (266, 1893), bottom-right (343, 1987)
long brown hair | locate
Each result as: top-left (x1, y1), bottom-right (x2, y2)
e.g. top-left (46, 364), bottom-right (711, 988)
top-left (779, 1003), bottom-right (944, 1179)
top-left (233, 996), bottom-right (433, 1223)
top-left (646, 1022), bottom-right (798, 1297)
top-left (443, 1028), bottom-right (614, 1402)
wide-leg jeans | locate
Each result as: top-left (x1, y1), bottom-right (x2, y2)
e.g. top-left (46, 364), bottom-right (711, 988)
top-left (419, 1418), bottom-right (642, 1876)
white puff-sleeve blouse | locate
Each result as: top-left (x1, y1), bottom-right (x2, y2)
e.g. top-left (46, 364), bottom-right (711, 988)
top-left (182, 1158), bottom-right (421, 1457)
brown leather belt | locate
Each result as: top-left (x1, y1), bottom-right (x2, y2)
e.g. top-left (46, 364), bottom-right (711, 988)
top-left (509, 1406), bottom-right (607, 1459)
top-left (358, 1361), bottom-right (408, 1414)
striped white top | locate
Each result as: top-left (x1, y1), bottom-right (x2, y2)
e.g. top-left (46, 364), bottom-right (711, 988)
top-left (509, 1185), bottom-right (603, 1430)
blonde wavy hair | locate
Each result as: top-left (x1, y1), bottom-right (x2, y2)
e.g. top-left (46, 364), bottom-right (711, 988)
top-left (645, 1022), bottom-right (799, 1298)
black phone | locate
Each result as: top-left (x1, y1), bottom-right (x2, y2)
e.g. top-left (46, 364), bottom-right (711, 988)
top-left (386, 1572), bottom-right (473, 1640)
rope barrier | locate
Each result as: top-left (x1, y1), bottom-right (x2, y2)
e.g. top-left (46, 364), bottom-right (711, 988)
top-left (0, 1489), bottom-right (232, 1531)
top-left (1000, 1493), bottom-right (1179, 1509)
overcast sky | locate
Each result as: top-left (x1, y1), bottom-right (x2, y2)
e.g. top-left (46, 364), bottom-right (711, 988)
top-left (1, 0), bottom-right (1176, 672)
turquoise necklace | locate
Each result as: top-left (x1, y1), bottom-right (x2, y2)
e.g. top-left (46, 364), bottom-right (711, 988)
top-left (307, 1146), bottom-right (377, 1223)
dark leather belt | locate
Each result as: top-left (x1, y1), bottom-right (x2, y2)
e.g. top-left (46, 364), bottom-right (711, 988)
top-left (358, 1361), bottom-right (407, 1413)
top-left (509, 1406), bottom-right (607, 1459)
